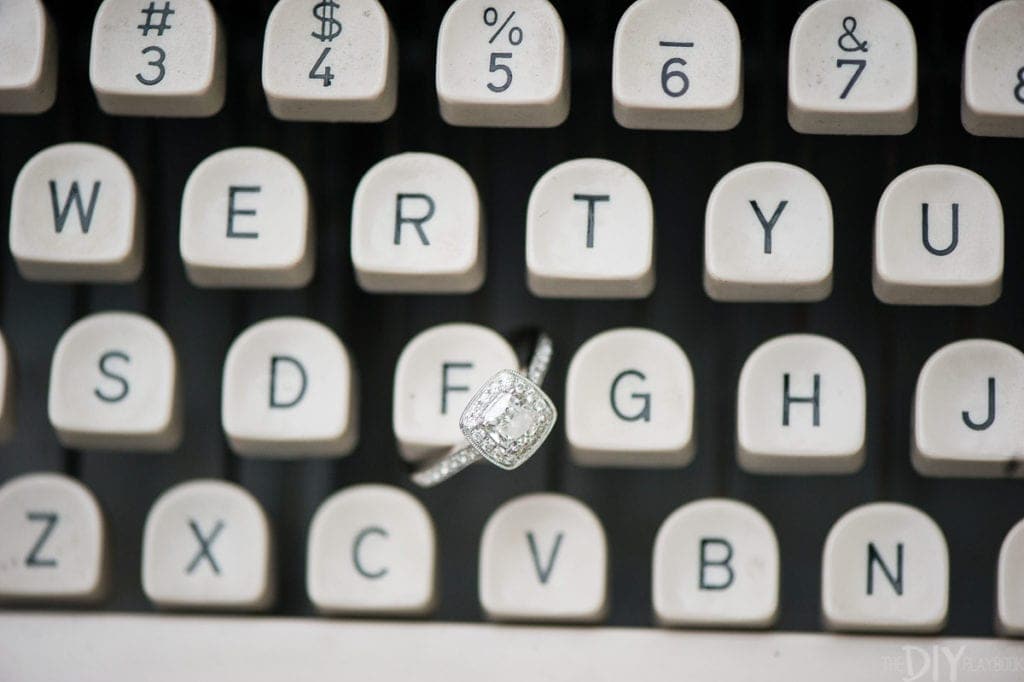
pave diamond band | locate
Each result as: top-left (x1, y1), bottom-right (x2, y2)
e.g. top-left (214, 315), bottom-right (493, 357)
top-left (411, 333), bottom-right (556, 488)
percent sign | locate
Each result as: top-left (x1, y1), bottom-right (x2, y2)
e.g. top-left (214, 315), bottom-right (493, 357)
top-left (483, 7), bottom-right (524, 93)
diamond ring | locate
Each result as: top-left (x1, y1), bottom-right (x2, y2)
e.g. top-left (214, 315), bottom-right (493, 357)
top-left (411, 333), bottom-right (556, 488)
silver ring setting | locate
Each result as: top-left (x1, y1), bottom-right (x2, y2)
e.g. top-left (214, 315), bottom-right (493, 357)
top-left (460, 368), bottom-right (557, 470)
top-left (411, 334), bottom-right (556, 488)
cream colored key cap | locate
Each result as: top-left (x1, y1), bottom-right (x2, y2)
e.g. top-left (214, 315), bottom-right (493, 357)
top-left (704, 162), bottom-right (833, 302)
top-left (262, 0), bottom-right (397, 123)
top-left (566, 328), bottom-right (693, 468)
top-left (997, 518), bottom-right (1024, 635)
top-left (436, 0), bottom-right (569, 127)
top-left (737, 334), bottom-right (865, 475)
top-left (307, 484), bottom-right (436, 615)
top-left (180, 147), bottom-right (313, 288)
top-left (479, 493), bottom-right (607, 623)
top-left (788, 0), bottom-right (917, 135)
top-left (222, 317), bottom-right (357, 459)
top-left (9, 143), bottom-right (142, 283)
top-left (48, 312), bottom-right (181, 452)
top-left (393, 323), bottom-right (516, 462)
top-left (142, 479), bottom-right (274, 610)
top-left (0, 0), bottom-right (57, 114)
top-left (653, 499), bottom-right (779, 628)
top-left (527, 159), bottom-right (654, 298)
top-left (0, 330), bottom-right (15, 442)
top-left (874, 165), bottom-right (1003, 306)
top-left (912, 340), bottom-right (1024, 478)
top-left (89, 0), bottom-right (225, 117)
top-left (351, 153), bottom-right (484, 293)
top-left (962, 1), bottom-right (1024, 137)
top-left (612, 0), bottom-right (742, 131)
top-left (0, 473), bottom-right (107, 603)
top-left (822, 502), bottom-right (948, 633)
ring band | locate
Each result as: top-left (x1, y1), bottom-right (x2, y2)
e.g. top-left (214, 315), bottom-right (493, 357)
top-left (412, 333), bottom-right (556, 488)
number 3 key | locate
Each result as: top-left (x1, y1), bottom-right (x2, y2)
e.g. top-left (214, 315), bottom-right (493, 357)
top-left (89, 0), bottom-right (226, 117)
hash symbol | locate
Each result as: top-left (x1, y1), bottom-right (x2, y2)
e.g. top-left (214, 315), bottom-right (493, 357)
top-left (137, 1), bottom-right (175, 37)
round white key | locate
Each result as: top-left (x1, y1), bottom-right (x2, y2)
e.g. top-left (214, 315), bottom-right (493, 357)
top-left (873, 165), bottom-right (1003, 306)
top-left (351, 153), bottom-right (484, 294)
top-left (997, 517), bottom-right (1024, 635)
top-left (307, 484), bottom-right (436, 615)
top-left (89, 0), bottom-right (226, 117)
top-left (9, 143), bottom-right (142, 283)
top-left (479, 493), bottom-right (607, 623)
top-left (788, 0), bottom-right (917, 135)
top-left (527, 159), bottom-right (654, 299)
top-left (912, 340), bottom-right (1024, 478)
top-left (0, 330), bottom-right (15, 443)
top-left (0, 473), bottom-right (107, 603)
top-left (48, 312), bottom-right (181, 452)
top-left (962, 0), bottom-right (1024, 137)
top-left (436, 0), bottom-right (569, 127)
top-left (142, 479), bottom-right (274, 611)
top-left (393, 323), bottom-right (516, 462)
top-left (0, 0), bottom-right (57, 114)
top-left (737, 334), bottom-right (866, 475)
top-left (704, 162), bottom-right (833, 302)
top-left (612, 0), bottom-right (742, 131)
top-left (262, 0), bottom-right (398, 122)
top-left (222, 317), bottom-right (357, 459)
top-left (653, 498), bottom-right (779, 628)
top-left (822, 502), bottom-right (948, 633)
top-left (180, 147), bottom-right (314, 289)
top-left (566, 328), bottom-right (694, 467)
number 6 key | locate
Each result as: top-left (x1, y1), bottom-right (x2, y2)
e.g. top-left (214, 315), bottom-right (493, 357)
top-left (436, 0), bottom-right (570, 127)
top-left (89, 0), bottom-right (226, 117)
top-left (612, 0), bottom-right (743, 131)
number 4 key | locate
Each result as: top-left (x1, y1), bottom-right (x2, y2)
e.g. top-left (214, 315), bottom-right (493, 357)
top-left (262, 0), bottom-right (398, 123)
top-left (612, 0), bottom-right (743, 131)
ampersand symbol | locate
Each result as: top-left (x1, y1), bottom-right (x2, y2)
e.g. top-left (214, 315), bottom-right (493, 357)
top-left (838, 16), bottom-right (869, 52)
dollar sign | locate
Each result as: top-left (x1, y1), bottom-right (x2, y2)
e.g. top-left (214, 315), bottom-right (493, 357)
top-left (311, 0), bottom-right (342, 42)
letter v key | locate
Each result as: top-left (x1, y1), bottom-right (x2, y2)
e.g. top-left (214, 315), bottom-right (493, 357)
top-left (526, 531), bottom-right (564, 584)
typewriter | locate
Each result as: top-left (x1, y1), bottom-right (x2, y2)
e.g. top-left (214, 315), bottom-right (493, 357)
top-left (0, 1), bottom-right (1022, 680)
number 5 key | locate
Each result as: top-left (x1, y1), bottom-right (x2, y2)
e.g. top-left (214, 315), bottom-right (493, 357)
top-left (436, 0), bottom-right (570, 128)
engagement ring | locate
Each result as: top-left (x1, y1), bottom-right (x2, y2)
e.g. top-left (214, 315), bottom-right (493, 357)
top-left (411, 333), bottom-right (556, 487)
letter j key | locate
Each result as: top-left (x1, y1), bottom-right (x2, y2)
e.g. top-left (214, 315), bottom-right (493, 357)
top-left (913, 340), bottom-right (1024, 478)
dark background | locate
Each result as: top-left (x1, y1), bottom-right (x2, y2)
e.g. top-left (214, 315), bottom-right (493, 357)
top-left (0, 0), bottom-right (1021, 634)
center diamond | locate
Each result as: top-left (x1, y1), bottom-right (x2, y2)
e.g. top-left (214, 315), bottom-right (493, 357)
top-left (484, 394), bottom-right (542, 446)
